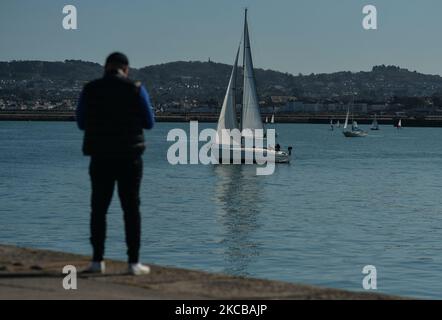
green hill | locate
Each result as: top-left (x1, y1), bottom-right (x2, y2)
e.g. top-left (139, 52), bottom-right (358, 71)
top-left (1, 60), bottom-right (442, 104)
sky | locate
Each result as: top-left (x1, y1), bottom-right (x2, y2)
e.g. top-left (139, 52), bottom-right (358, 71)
top-left (1, 0), bottom-right (442, 75)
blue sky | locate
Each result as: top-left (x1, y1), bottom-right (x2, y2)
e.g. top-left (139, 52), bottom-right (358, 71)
top-left (1, 0), bottom-right (442, 75)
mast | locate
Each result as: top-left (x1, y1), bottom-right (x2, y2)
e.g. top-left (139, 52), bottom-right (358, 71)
top-left (232, 46), bottom-right (238, 121)
top-left (241, 8), bottom-right (264, 135)
top-left (240, 8), bottom-right (247, 131)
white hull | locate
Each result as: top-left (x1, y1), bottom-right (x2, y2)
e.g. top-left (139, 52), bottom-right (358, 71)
top-left (212, 144), bottom-right (291, 164)
top-left (343, 130), bottom-right (368, 137)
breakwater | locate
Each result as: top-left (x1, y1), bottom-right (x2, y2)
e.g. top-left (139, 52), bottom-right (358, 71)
top-left (1, 111), bottom-right (442, 127)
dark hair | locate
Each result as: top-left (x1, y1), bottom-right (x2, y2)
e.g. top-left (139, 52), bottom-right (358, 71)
top-left (105, 52), bottom-right (129, 67)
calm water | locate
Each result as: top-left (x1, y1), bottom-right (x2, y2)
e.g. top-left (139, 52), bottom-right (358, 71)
top-left (1, 121), bottom-right (442, 298)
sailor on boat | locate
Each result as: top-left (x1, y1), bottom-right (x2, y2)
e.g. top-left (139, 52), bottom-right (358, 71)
top-left (342, 106), bottom-right (368, 137)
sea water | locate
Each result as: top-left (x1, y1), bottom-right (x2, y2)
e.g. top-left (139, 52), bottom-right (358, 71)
top-left (1, 121), bottom-right (441, 298)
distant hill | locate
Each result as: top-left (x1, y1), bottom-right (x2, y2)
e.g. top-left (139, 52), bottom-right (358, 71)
top-left (1, 60), bottom-right (442, 104)
top-left (0, 60), bottom-right (102, 82)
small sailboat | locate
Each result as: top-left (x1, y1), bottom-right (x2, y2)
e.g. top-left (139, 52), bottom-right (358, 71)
top-left (343, 107), bottom-right (368, 137)
top-left (336, 120), bottom-right (341, 128)
top-left (397, 119), bottom-right (402, 129)
top-left (213, 9), bottom-right (291, 163)
top-left (371, 114), bottom-right (379, 130)
top-left (330, 119), bottom-right (334, 131)
top-left (267, 112), bottom-right (279, 137)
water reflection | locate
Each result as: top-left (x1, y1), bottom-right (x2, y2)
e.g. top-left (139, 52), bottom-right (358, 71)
top-left (213, 165), bottom-right (263, 277)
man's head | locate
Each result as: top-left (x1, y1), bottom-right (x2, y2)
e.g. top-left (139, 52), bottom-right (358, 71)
top-left (105, 52), bottom-right (130, 77)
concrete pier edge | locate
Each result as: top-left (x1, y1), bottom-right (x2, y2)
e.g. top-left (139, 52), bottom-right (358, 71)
top-left (0, 244), bottom-right (406, 300)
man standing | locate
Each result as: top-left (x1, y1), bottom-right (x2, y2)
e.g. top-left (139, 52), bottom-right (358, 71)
top-left (76, 52), bottom-right (155, 275)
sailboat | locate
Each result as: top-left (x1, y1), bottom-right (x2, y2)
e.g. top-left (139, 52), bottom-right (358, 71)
top-left (330, 119), bottom-right (334, 131)
top-left (267, 112), bottom-right (279, 137)
top-left (336, 120), bottom-right (341, 128)
top-left (397, 119), bottom-right (402, 129)
top-left (213, 9), bottom-right (291, 163)
top-left (343, 107), bottom-right (367, 137)
top-left (371, 114), bottom-right (379, 130)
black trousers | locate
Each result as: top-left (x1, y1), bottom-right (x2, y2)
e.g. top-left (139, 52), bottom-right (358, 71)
top-left (89, 156), bottom-right (143, 263)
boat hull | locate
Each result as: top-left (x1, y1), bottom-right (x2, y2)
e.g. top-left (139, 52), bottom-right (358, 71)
top-left (343, 130), bottom-right (368, 137)
top-left (212, 144), bottom-right (291, 164)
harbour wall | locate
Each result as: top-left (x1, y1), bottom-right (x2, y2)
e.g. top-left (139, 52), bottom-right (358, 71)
top-left (1, 112), bottom-right (441, 127)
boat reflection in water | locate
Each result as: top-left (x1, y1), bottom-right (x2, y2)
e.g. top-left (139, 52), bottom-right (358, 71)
top-left (213, 165), bottom-right (263, 277)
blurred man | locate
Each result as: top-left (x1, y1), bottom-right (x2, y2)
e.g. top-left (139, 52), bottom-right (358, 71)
top-left (76, 52), bottom-right (155, 275)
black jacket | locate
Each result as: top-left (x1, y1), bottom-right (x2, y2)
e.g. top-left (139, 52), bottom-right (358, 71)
top-left (80, 72), bottom-right (148, 157)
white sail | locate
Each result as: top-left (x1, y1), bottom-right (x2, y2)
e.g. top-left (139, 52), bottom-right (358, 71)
top-left (241, 9), bottom-right (263, 136)
top-left (372, 114), bottom-right (378, 127)
top-left (353, 121), bottom-right (358, 128)
top-left (271, 114), bottom-right (275, 124)
top-left (343, 109), bottom-right (349, 129)
top-left (216, 46), bottom-right (240, 145)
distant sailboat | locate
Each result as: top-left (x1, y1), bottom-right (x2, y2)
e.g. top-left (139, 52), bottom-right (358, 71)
top-left (265, 109), bottom-right (280, 138)
top-left (330, 119), bottom-right (334, 131)
top-left (371, 114), bottom-right (379, 130)
top-left (343, 107), bottom-right (367, 137)
top-left (336, 120), bottom-right (341, 128)
top-left (397, 119), bottom-right (402, 129)
top-left (213, 9), bottom-right (291, 163)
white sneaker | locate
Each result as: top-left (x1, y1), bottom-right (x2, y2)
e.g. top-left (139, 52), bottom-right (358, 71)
top-left (128, 263), bottom-right (151, 275)
top-left (83, 261), bottom-right (106, 274)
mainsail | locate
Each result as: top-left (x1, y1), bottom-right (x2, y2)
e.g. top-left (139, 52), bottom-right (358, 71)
top-left (241, 9), bottom-right (264, 136)
top-left (216, 46), bottom-right (241, 145)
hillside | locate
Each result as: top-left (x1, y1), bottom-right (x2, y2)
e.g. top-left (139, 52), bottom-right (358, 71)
top-left (1, 60), bottom-right (442, 105)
